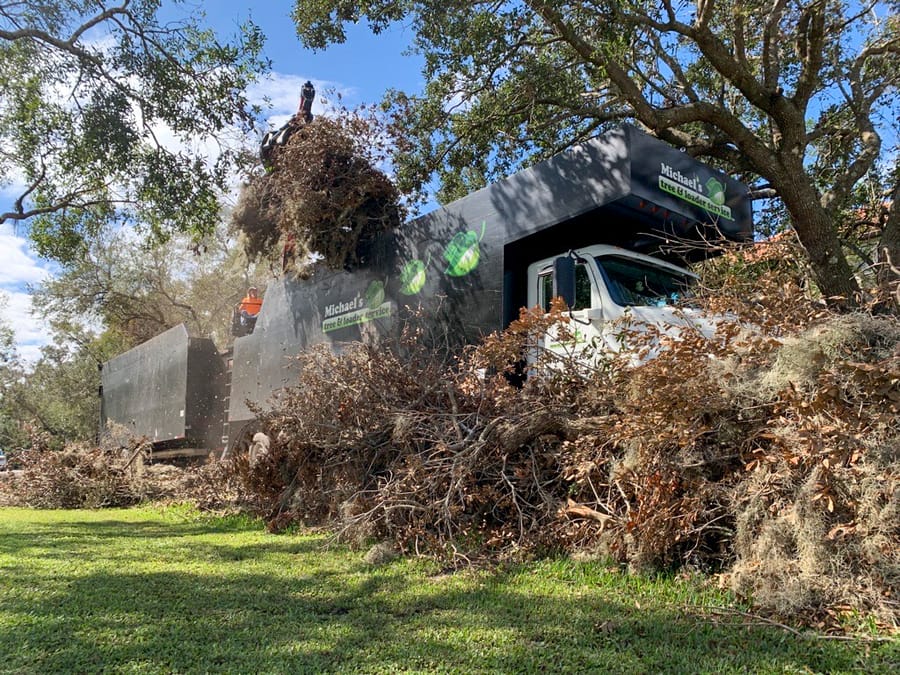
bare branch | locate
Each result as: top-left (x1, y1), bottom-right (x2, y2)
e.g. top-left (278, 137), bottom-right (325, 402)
top-left (733, 7), bottom-right (747, 63)
top-left (762, 1), bottom-right (790, 90)
top-left (7, 164), bottom-right (47, 221)
top-left (792, 0), bottom-right (826, 109)
top-left (68, 1), bottom-right (131, 45)
top-left (695, 0), bottom-right (716, 31)
top-left (2, 193), bottom-right (127, 224)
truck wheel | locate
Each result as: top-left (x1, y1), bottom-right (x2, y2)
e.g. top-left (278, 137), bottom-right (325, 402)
top-left (226, 422), bottom-right (261, 459)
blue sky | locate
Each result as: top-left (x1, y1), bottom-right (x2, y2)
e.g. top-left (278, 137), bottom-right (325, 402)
top-left (0, 1), bottom-right (424, 362)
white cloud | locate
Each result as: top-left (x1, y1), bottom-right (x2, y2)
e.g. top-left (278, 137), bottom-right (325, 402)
top-left (0, 225), bottom-right (53, 286)
top-left (143, 71), bottom-right (356, 203)
top-left (0, 225), bottom-right (56, 365)
top-left (0, 164), bottom-right (27, 200)
top-left (0, 287), bottom-right (49, 365)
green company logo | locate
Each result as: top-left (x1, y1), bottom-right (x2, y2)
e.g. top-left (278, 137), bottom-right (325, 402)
top-left (658, 162), bottom-right (733, 221)
top-left (444, 221), bottom-right (486, 277)
top-left (399, 256), bottom-right (429, 295)
top-left (705, 177), bottom-right (726, 205)
top-left (365, 280), bottom-right (385, 309)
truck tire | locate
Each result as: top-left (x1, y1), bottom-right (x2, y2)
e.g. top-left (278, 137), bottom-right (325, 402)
top-left (225, 422), bottom-right (262, 460)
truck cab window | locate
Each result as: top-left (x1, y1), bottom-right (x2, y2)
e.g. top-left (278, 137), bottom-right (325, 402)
top-left (596, 256), bottom-right (692, 307)
top-left (538, 262), bottom-right (592, 312)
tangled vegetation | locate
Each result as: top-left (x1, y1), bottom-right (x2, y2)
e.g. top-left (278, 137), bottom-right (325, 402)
top-left (200, 238), bottom-right (898, 629)
top-left (0, 433), bottom-right (198, 509)
top-left (2, 239), bottom-right (897, 631)
top-left (231, 114), bottom-right (401, 273)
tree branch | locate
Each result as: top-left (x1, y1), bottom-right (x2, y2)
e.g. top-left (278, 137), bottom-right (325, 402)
top-left (1, 194), bottom-right (127, 224)
top-left (792, 0), bottom-right (826, 109)
top-left (762, 0), bottom-right (789, 91)
top-left (695, 0), bottom-right (715, 31)
top-left (526, 1), bottom-right (776, 170)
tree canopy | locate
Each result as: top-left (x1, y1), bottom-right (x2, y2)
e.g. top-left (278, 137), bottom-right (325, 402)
top-left (0, 0), bottom-right (268, 263)
top-left (292, 0), bottom-right (900, 304)
top-left (0, 305), bottom-right (114, 450)
top-left (34, 223), bottom-right (266, 350)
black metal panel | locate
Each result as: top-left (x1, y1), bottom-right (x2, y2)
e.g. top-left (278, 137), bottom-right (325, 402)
top-left (186, 340), bottom-right (227, 449)
top-left (100, 325), bottom-right (223, 446)
top-left (626, 126), bottom-right (753, 240)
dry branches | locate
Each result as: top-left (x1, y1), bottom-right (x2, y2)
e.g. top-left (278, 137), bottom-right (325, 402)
top-left (232, 115), bottom-right (401, 272)
top-left (208, 253), bottom-right (899, 627)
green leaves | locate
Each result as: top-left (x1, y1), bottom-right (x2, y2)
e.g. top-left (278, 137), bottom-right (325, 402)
top-left (293, 1), bottom-right (900, 304)
top-left (0, 0), bottom-right (268, 263)
top-left (291, 0), bottom-right (409, 49)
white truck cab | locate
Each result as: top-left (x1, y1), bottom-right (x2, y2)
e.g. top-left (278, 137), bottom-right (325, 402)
top-left (526, 245), bottom-right (701, 359)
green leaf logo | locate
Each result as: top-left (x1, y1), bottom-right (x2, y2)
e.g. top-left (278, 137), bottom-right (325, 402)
top-left (705, 178), bottom-right (726, 205)
top-left (365, 280), bottom-right (385, 309)
top-left (399, 259), bottom-right (427, 295)
top-left (444, 221), bottom-right (486, 277)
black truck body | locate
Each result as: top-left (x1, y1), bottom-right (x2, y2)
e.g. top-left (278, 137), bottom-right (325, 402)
top-left (100, 125), bottom-right (752, 452)
top-left (99, 324), bottom-right (225, 449)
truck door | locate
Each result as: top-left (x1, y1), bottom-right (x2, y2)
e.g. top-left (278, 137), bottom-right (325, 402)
top-left (527, 255), bottom-right (604, 365)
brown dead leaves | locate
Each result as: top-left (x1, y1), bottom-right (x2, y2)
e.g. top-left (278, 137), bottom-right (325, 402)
top-left (232, 115), bottom-right (401, 272)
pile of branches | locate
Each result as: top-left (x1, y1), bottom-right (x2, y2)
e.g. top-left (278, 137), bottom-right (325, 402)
top-left (0, 440), bottom-right (196, 508)
top-left (232, 114), bottom-right (401, 272)
top-left (213, 241), bottom-right (899, 627)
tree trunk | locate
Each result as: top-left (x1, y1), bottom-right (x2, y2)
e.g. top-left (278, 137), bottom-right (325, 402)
top-left (774, 164), bottom-right (861, 305)
top-left (877, 194), bottom-right (900, 292)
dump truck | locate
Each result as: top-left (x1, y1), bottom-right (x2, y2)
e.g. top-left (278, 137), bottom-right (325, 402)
top-left (99, 125), bottom-right (753, 455)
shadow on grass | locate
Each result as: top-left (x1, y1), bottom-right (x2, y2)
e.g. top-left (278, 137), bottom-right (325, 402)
top-left (0, 517), bottom-right (895, 674)
top-left (0, 512), bottom-right (310, 554)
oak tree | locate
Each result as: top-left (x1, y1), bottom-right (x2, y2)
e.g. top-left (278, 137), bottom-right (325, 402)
top-left (33, 224), bottom-right (265, 349)
top-left (0, 0), bottom-right (267, 263)
top-left (292, 0), bottom-right (900, 303)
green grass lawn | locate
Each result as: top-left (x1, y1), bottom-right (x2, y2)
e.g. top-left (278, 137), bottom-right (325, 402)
top-left (0, 506), bottom-right (895, 674)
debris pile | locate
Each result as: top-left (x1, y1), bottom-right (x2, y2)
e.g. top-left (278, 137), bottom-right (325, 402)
top-left (232, 102), bottom-right (401, 273)
top-left (207, 249), bottom-right (899, 628)
top-left (0, 441), bottom-right (195, 508)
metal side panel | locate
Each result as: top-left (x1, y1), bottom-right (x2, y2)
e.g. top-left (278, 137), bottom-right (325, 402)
top-left (227, 206), bottom-right (510, 430)
top-left (400, 124), bottom-right (752, 250)
top-left (185, 339), bottom-right (227, 449)
top-left (101, 325), bottom-right (191, 442)
top-left (626, 125), bottom-right (753, 239)
top-left (406, 126), bottom-right (633, 249)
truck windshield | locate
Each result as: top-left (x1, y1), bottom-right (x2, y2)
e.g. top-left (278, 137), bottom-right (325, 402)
top-left (596, 255), bottom-right (693, 307)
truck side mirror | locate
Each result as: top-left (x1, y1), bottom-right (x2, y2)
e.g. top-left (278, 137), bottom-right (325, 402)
top-left (553, 256), bottom-right (576, 309)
